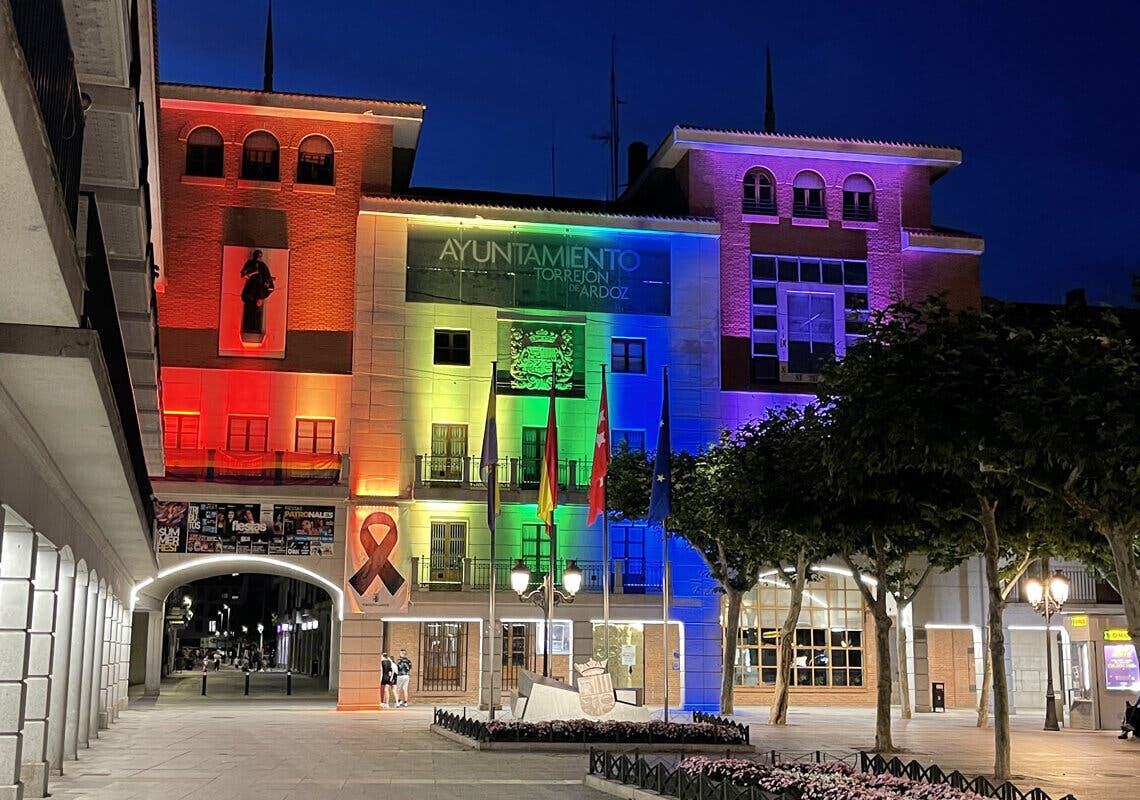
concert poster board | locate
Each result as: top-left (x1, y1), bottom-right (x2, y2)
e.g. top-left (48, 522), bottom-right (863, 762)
top-left (154, 500), bottom-right (335, 556)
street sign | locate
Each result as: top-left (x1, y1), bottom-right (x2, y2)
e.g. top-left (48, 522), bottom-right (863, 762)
top-left (1103, 628), bottom-right (1131, 642)
top-left (1069, 614), bottom-right (1088, 628)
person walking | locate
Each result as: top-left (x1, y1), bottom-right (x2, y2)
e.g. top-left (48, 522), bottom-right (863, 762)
top-left (395, 648), bottom-right (412, 707)
top-left (380, 652), bottom-right (397, 708)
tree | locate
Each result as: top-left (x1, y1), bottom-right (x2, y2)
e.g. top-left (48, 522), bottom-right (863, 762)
top-left (817, 300), bottom-right (1052, 779)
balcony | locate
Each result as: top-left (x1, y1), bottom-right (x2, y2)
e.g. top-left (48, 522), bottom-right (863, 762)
top-left (414, 454), bottom-right (591, 501)
top-left (1009, 565), bottom-right (1121, 606)
top-left (742, 198), bottom-right (777, 216)
top-left (410, 557), bottom-right (663, 595)
top-left (164, 448), bottom-right (344, 485)
top-left (842, 204), bottom-right (876, 223)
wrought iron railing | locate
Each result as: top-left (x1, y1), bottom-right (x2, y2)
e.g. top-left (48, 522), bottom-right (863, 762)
top-left (842, 204), bottom-right (876, 222)
top-left (1009, 565), bottom-right (1120, 605)
top-left (742, 199), bottom-right (777, 215)
top-left (8, 0), bottom-right (85, 230)
top-left (416, 557), bottom-right (663, 594)
top-left (587, 748), bottom-right (1077, 800)
top-left (691, 710), bottom-right (751, 745)
top-left (791, 202), bottom-right (826, 219)
top-left (164, 448), bottom-right (343, 485)
top-left (415, 455), bottom-right (591, 492)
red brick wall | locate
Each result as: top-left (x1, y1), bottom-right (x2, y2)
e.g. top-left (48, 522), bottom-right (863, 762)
top-left (926, 629), bottom-right (977, 708)
top-left (902, 250), bottom-right (981, 310)
top-left (157, 101), bottom-right (394, 371)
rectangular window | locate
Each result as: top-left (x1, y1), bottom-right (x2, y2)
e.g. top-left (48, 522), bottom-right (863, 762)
top-left (501, 623), bottom-right (532, 689)
top-left (520, 523), bottom-right (551, 575)
top-left (611, 429), bottom-right (645, 454)
top-left (611, 524), bottom-right (647, 592)
top-left (793, 187), bottom-right (825, 218)
top-left (535, 620), bottom-right (572, 655)
top-left (520, 426), bottom-right (546, 487)
top-left (611, 338), bottom-right (646, 374)
top-left (787, 292), bottom-right (836, 374)
top-left (163, 413), bottom-right (200, 450)
top-left (433, 329), bottom-right (470, 366)
top-left (428, 521), bottom-right (467, 584)
top-left (843, 190), bottom-right (875, 221)
top-left (419, 622), bottom-right (467, 691)
top-left (294, 418), bottom-right (334, 454)
top-left (429, 424), bottom-right (467, 481)
top-left (226, 415), bottom-right (268, 452)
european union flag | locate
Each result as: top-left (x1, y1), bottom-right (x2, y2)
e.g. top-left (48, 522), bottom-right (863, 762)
top-left (647, 366), bottom-right (671, 524)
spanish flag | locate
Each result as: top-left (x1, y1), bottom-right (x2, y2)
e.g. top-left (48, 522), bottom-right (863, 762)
top-left (536, 366), bottom-right (559, 527)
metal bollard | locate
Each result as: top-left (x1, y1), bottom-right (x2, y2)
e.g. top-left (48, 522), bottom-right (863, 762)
top-left (244, 670), bottom-right (250, 696)
top-left (286, 670), bottom-right (292, 696)
top-left (201, 668), bottom-right (207, 696)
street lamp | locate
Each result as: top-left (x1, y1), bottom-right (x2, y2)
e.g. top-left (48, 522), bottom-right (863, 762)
top-left (1024, 568), bottom-right (1070, 731)
top-left (257, 623), bottom-right (265, 664)
top-left (511, 559), bottom-right (583, 677)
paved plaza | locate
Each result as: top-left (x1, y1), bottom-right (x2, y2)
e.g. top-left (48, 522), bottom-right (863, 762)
top-left (47, 678), bottom-right (1135, 800)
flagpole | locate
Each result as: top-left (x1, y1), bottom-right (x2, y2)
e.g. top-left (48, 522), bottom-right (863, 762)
top-left (487, 361), bottom-right (498, 720)
top-left (601, 364), bottom-right (611, 665)
top-left (662, 520), bottom-right (669, 724)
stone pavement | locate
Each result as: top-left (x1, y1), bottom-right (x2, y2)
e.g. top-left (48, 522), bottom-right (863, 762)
top-left (47, 691), bottom-right (1135, 800)
top-left (163, 666), bottom-right (330, 699)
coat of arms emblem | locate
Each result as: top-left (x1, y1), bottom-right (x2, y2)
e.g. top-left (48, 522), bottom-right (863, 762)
top-left (575, 659), bottom-right (616, 717)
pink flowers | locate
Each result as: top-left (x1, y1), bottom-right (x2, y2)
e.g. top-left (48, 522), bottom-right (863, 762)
top-left (677, 758), bottom-right (991, 800)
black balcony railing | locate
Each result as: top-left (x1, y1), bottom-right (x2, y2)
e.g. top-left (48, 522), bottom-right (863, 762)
top-left (415, 556), bottom-right (663, 594)
top-left (164, 448), bottom-right (343, 485)
top-left (8, 0), bottom-right (85, 230)
top-left (842, 204), bottom-right (876, 222)
top-left (79, 195), bottom-right (155, 534)
top-left (415, 455), bottom-right (591, 493)
top-left (1009, 565), bottom-right (1121, 605)
top-left (792, 201), bottom-right (826, 219)
top-left (742, 198), bottom-right (777, 215)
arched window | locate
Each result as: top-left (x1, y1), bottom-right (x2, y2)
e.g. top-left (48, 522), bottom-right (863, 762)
top-left (296, 135), bottom-right (334, 186)
top-left (792, 171), bottom-right (826, 219)
top-left (742, 169), bottom-right (776, 214)
top-left (241, 131), bottom-right (279, 181)
top-left (843, 174), bottom-right (875, 221)
top-left (185, 127), bottom-right (223, 177)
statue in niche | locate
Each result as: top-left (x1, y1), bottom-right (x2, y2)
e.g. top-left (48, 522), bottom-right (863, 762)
top-left (239, 249), bottom-right (275, 341)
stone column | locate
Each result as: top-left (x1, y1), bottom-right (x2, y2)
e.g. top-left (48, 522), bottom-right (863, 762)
top-left (88, 586), bottom-right (107, 736)
top-left (106, 601), bottom-right (119, 722)
top-left (46, 556), bottom-right (75, 773)
top-left (143, 610), bottom-right (163, 697)
top-left (63, 567), bottom-right (89, 761)
top-left (116, 607), bottom-right (131, 712)
top-left (0, 519), bottom-right (36, 800)
top-left (327, 614), bottom-right (340, 693)
top-left (96, 595), bottom-right (112, 730)
top-left (19, 538), bottom-right (59, 798)
top-left (76, 580), bottom-right (99, 748)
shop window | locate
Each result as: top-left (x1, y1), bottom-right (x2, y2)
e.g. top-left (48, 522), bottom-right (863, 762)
top-left (433, 329), bottom-right (470, 366)
top-left (240, 131), bottom-right (279, 181)
top-left (742, 168), bottom-right (776, 214)
top-left (734, 572), bottom-right (865, 687)
top-left (842, 174), bottom-right (876, 221)
top-left (185, 127), bottom-right (223, 177)
top-left (419, 622), bottom-right (467, 691)
top-left (611, 338), bottom-right (646, 373)
top-left (163, 412), bottom-right (200, 450)
top-left (226, 415), bottom-right (268, 452)
top-left (535, 620), bottom-right (572, 654)
top-left (611, 429), bottom-right (645, 454)
top-left (429, 423), bottom-right (467, 481)
top-left (792, 171), bottom-right (826, 218)
top-left (295, 135), bottom-right (334, 185)
top-left (294, 418), bottom-right (334, 454)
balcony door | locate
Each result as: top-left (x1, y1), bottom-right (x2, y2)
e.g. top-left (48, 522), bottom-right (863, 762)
top-left (430, 423), bottom-right (467, 481)
top-left (429, 520), bottom-right (466, 586)
top-left (501, 622), bottom-right (533, 690)
top-left (520, 426), bottom-right (546, 487)
top-left (612, 524), bottom-right (647, 594)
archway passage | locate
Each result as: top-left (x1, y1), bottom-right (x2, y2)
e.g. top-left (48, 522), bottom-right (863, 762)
top-left (131, 558), bottom-right (341, 703)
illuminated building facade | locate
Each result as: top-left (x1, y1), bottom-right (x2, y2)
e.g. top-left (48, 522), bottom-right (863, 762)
top-left (152, 82), bottom-right (990, 712)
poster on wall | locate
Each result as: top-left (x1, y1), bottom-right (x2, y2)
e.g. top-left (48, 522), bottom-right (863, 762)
top-left (154, 500), bottom-right (334, 555)
top-left (495, 318), bottom-right (586, 397)
top-left (346, 506), bottom-right (410, 613)
top-left (405, 222), bottom-right (672, 316)
top-left (1104, 644), bottom-right (1140, 691)
top-left (218, 245), bottom-right (290, 358)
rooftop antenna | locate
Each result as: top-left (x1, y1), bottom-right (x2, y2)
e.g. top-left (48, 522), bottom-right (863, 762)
top-left (591, 35), bottom-right (622, 202)
top-left (764, 46), bottom-right (775, 134)
top-left (263, 1), bottom-right (274, 93)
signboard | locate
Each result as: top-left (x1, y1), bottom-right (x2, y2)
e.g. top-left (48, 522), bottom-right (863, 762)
top-left (406, 222), bottom-right (671, 315)
top-left (1103, 644), bottom-right (1139, 691)
top-left (154, 500), bottom-right (335, 555)
top-left (347, 506), bottom-right (410, 612)
top-left (1103, 628), bottom-right (1132, 642)
top-left (496, 319), bottom-right (586, 397)
top-left (1069, 614), bottom-right (1088, 628)
top-left (620, 644), bottom-right (636, 666)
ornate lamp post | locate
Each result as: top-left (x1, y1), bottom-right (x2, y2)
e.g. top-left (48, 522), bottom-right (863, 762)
top-left (1024, 567), bottom-right (1070, 731)
top-left (511, 559), bottom-right (583, 677)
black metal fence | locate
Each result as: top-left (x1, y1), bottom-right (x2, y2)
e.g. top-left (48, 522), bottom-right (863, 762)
top-left (433, 709), bottom-right (750, 746)
top-left (691, 710), bottom-right (750, 745)
top-left (7, 0), bottom-right (85, 230)
top-left (588, 748), bottom-right (1078, 800)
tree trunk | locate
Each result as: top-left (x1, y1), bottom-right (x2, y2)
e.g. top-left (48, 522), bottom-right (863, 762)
top-left (980, 496), bottom-right (1011, 781)
top-left (769, 552), bottom-right (808, 726)
top-left (1103, 524), bottom-right (1140, 643)
top-left (721, 585), bottom-right (743, 714)
top-left (897, 610), bottom-right (912, 720)
top-left (976, 623), bottom-right (991, 728)
top-left (872, 604), bottom-right (894, 752)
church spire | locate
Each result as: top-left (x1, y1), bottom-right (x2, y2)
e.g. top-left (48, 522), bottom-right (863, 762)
top-left (764, 47), bottom-right (775, 134)
top-left (263, 1), bottom-right (274, 93)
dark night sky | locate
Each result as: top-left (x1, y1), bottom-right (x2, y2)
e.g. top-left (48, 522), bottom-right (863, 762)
top-left (156, 1), bottom-right (1140, 306)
